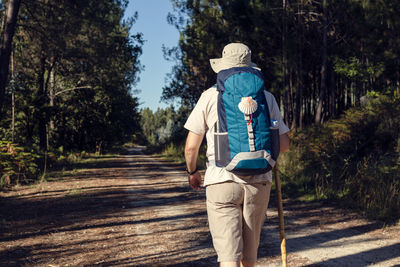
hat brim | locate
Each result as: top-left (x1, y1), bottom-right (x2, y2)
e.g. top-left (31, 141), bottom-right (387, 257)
top-left (210, 58), bottom-right (260, 73)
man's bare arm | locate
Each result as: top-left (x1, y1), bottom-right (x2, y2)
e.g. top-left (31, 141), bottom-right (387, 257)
top-left (184, 131), bottom-right (204, 190)
top-left (280, 133), bottom-right (290, 153)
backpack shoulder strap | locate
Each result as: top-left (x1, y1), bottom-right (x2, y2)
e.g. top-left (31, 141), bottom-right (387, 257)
top-left (263, 90), bottom-right (272, 122)
top-left (217, 67), bottom-right (264, 92)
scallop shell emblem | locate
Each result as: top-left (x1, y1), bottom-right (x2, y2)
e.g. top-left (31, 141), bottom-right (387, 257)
top-left (238, 97), bottom-right (258, 115)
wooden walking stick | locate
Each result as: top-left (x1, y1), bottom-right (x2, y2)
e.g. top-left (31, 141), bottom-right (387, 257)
top-left (273, 162), bottom-right (287, 267)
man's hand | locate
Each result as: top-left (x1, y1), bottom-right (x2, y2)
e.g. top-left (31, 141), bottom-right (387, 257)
top-left (188, 171), bottom-right (202, 190)
top-left (185, 131), bottom-right (204, 190)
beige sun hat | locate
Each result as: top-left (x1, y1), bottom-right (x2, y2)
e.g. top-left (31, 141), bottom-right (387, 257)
top-left (209, 43), bottom-right (260, 73)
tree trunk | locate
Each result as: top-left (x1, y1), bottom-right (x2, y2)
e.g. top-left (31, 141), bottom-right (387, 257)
top-left (347, 81), bottom-right (352, 108)
top-left (48, 59), bottom-right (56, 131)
top-left (11, 50), bottom-right (15, 142)
top-left (315, 0), bottom-right (328, 124)
top-left (329, 63), bottom-right (335, 118)
top-left (283, 90), bottom-right (289, 126)
top-left (313, 66), bottom-right (318, 117)
top-left (37, 50), bottom-right (47, 152)
top-left (290, 71), bottom-right (296, 129)
top-left (282, 0), bottom-right (289, 125)
top-left (0, 0), bottom-right (21, 118)
top-left (297, 0), bottom-right (304, 129)
top-left (338, 77), bottom-right (345, 115)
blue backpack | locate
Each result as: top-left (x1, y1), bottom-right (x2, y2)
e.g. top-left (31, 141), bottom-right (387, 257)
top-left (213, 67), bottom-right (280, 175)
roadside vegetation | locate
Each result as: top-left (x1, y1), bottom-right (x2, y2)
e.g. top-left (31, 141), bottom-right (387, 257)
top-left (280, 94), bottom-right (399, 222)
top-left (0, 1), bottom-right (142, 188)
top-left (139, 105), bottom-right (192, 163)
top-left (0, 139), bottom-right (125, 188)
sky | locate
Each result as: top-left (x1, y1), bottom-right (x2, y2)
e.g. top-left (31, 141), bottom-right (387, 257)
top-left (125, 1), bottom-right (180, 111)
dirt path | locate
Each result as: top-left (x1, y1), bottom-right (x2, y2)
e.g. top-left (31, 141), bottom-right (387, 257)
top-left (0, 147), bottom-right (399, 266)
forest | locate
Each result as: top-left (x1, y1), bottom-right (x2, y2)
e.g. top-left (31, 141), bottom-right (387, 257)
top-left (1, 0), bottom-right (399, 222)
top-left (0, 0), bottom-right (143, 181)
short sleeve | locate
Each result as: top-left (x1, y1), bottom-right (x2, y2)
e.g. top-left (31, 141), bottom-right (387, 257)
top-left (184, 93), bottom-right (208, 135)
top-left (265, 91), bottom-right (290, 135)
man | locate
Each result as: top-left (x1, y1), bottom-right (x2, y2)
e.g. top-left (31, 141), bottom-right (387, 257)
top-left (184, 43), bottom-right (290, 267)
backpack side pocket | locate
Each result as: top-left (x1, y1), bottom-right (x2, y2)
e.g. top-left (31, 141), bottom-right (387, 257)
top-left (214, 121), bottom-right (231, 167)
top-left (270, 120), bottom-right (280, 161)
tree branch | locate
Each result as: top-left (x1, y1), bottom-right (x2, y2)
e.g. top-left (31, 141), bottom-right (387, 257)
top-left (54, 86), bottom-right (92, 97)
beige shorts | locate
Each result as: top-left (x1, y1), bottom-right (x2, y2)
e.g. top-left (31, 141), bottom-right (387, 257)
top-left (206, 181), bottom-right (271, 262)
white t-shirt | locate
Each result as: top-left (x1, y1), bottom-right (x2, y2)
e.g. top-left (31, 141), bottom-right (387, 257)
top-left (184, 86), bottom-right (289, 186)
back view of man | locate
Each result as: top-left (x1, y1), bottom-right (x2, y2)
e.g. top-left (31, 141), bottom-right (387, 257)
top-left (184, 43), bottom-right (290, 267)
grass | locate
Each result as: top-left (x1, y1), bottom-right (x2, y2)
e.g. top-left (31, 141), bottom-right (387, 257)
top-left (34, 151), bottom-right (125, 186)
top-left (160, 143), bottom-right (186, 163)
top-left (49, 152), bottom-right (121, 171)
top-left (159, 142), bottom-right (208, 169)
top-left (41, 169), bottom-right (79, 182)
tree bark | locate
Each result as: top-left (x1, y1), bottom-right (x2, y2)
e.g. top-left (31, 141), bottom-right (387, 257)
top-left (329, 63), bottom-right (335, 118)
top-left (290, 71), bottom-right (296, 129)
top-left (11, 50), bottom-right (15, 142)
top-left (282, 0), bottom-right (289, 126)
top-left (297, 0), bottom-right (304, 129)
top-left (0, 0), bottom-right (21, 118)
top-left (48, 58), bottom-right (56, 132)
top-left (315, 0), bottom-right (328, 124)
top-left (37, 49), bottom-right (47, 152)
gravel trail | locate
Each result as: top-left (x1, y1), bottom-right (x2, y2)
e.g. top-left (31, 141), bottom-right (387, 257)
top-left (0, 147), bottom-right (398, 266)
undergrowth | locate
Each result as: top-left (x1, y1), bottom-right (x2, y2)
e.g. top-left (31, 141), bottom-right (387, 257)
top-left (0, 141), bottom-right (40, 188)
top-left (0, 142), bottom-right (127, 190)
top-left (280, 95), bottom-right (400, 223)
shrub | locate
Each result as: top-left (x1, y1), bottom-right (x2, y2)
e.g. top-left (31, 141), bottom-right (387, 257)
top-left (162, 142), bottom-right (185, 163)
top-left (0, 141), bottom-right (40, 188)
top-left (159, 140), bottom-right (207, 168)
top-left (281, 95), bottom-right (400, 222)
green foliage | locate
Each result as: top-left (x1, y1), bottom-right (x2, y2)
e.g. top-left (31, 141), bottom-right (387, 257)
top-left (334, 57), bottom-right (385, 82)
top-left (0, 0), bottom-right (143, 154)
top-left (140, 105), bottom-right (191, 146)
top-left (281, 95), bottom-right (400, 222)
top-left (165, 0), bottom-right (400, 126)
top-left (159, 141), bottom-right (207, 169)
top-left (0, 141), bottom-right (40, 188)
top-left (162, 142), bottom-right (186, 163)
top-left (139, 104), bottom-right (208, 167)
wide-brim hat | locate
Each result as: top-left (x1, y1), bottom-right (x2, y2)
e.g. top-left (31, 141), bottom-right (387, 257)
top-left (210, 43), bottom-right (260, 73)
